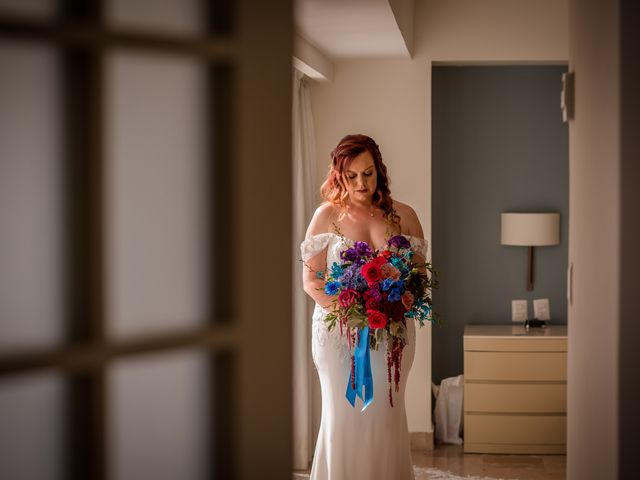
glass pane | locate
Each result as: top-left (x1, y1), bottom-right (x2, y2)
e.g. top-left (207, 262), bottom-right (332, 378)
top-left (0, 41), bottom-right (66, 352)
top-left (0, 0), bottom-right (55, 19)
top-left (108, 351), bottom-right (210, 480)
top-left (106, 0), bottom-right (206, 35)
top-left (0, 373), bottom-right (66, 480)
top-left (105, 50), bottom-right (209, 339)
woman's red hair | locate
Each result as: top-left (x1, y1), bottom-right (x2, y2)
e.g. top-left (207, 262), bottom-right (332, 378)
top-left (320, 134), bottom-right (399, 225)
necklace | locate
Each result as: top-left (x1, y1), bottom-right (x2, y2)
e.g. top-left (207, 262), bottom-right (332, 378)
top-left (347, 202), bottom-right (376, 218)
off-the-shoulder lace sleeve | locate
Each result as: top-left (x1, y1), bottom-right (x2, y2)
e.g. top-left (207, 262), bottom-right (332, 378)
top-left (300, 233), bottom-right (333, 262)
top-left (408, 236), bottom-right (428, 258)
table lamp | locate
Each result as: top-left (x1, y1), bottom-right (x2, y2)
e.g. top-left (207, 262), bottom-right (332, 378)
top-left (501, 213), bottom-right (560, 291)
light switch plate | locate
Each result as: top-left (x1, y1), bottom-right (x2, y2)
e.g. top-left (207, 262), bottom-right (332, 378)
top-left (511, 299), bottom-right (528, 322)
top-left (533, 298), bottom-right (551, 321)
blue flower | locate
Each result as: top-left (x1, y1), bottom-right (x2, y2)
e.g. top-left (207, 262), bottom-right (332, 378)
top-left (330, 262), bottom-right (343, 278)
top-left (390, 257), bottom-right (405, 270)
top-left (388, 290), bottom-right (402, 302)
top-left (381, 278), bottom-right (394, 292)
top-left (324, 281), bottom-right (341, 296)
top-left (388, 283), bottom-right (405, 302)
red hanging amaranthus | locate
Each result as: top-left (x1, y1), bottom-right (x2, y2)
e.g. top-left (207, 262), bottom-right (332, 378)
top-left (386, 337), bottom-right (405, 407)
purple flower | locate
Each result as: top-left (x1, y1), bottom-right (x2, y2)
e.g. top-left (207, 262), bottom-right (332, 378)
top-left (340, 247), bottom-right (359, 262)
top-left (341, 264), bottom-right (368, 290)
top-left (388, 235), bottom-right (411, 249)
top-left (354, 241), bottom-right (373, 257)
top-left (365, 286), bottom-right (382, 302)
top-left (340, 264), bottom-right (356, 283)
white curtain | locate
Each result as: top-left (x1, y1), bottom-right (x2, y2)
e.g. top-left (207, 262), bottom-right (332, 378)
top-left (292, 68), bottom-right (317, 470)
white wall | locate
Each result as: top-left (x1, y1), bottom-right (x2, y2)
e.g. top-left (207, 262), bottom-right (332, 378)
top-left (309, 0), bottom-right (568, 434)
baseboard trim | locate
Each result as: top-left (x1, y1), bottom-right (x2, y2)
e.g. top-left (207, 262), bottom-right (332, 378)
top-left (410, 431), bottom-right (434, 451)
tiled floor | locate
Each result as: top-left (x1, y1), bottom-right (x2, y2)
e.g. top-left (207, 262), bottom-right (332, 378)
top-left (412, 444), bottom-right (566, 479)
top-left (294, 444), bottom-right (566, 480)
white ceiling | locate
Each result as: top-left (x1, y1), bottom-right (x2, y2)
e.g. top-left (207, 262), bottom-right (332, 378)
top-left (295, 0), bottom-right (411, 59)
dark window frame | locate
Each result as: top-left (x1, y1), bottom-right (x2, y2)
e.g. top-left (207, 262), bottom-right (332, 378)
top-left (0, 2), bottom-right (236, 478)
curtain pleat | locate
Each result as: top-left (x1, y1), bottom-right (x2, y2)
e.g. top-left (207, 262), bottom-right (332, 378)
top-left (292, 68), bottom-right (317, 471)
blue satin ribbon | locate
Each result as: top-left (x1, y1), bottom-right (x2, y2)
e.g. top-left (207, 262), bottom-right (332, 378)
top-left (345, 326), bottom-right (374, 410)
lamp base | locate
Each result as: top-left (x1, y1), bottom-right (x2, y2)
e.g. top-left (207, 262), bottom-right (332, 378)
top-left (527, 246), bottom-right (534, 291)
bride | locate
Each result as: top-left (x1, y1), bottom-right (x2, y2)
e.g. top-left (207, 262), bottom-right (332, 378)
top-left (300, 134), bottom-right (427, 480)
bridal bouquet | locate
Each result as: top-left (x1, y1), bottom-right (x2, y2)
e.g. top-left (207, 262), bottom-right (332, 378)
top-left (322, 232), bottom-right (438, 408)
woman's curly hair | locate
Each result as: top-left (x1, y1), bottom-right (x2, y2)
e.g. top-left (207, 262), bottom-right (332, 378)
top-left (320, 134), bottom-right (399, 226)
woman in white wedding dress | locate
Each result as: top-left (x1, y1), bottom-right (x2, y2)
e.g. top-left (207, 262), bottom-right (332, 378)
top-left (301, 134), bottom-right (428, 480)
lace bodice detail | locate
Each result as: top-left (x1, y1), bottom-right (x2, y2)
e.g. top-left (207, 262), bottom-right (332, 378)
top-left (300, 232), bottom-right (428, 264)
top-left (300, 232), bottom-right (335, 262)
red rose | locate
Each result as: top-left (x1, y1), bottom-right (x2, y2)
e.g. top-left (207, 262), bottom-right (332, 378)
top-left (362, 260), bottom-right (383, 284)
top-left (371, 256), bottom-right (387, 267)
top-left (338, 289), bottom-right (360, 307)
top-left (365, 297), bottom-right (379, 310)
top-left (367, 309), bottom-right (388, 329)
top-left (381, 250), bottom-right (393, 260)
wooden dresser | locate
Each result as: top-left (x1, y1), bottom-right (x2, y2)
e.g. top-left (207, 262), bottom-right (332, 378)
top-left (463, 324), bottom-right (567, 454)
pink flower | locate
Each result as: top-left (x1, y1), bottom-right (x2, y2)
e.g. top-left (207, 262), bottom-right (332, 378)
top-left (401, 291), bottom-right (415, 310)
top-left (380, 263), bottom-right (400, 280)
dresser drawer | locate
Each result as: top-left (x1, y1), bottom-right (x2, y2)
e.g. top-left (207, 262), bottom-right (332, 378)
top-left (464, 351), bottom-right (567, 381)
top-left (464, 337), bottom-right (567, 352)
top-left (464, 383), bottom-right (566, 413)
top-left (464, 414), bottom-right (566, 445)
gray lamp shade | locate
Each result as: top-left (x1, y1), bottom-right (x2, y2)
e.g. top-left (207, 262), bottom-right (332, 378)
top-left (501, 213), bottom-right (560, 246)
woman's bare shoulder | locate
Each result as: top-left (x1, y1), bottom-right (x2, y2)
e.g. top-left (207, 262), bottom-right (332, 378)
top-left (392, 199), bottom-right (418, 221)
top-left (306, 202), bottom-right (339, 237)
top-left (392, 199), bottom-right (412, 215)
top-left (392, 200), bottom-right (423, 237)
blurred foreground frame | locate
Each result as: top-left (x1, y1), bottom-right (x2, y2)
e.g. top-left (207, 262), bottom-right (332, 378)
top-left (0, 0), bottom-right (293, 479)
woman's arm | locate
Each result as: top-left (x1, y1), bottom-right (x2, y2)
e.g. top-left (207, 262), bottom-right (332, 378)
top-left (397, 202), bottom-right (427, 270)
top-left (302, 204), bottom-right (338, 309)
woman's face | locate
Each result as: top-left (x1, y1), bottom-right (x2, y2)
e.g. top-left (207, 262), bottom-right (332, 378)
top-left (343, 150), bottom-right (377, 204)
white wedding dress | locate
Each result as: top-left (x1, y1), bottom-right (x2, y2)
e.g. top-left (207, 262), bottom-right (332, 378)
top-left (300, 232), bottom-right (428, 480)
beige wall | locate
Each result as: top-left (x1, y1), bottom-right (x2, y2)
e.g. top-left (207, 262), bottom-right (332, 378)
top-left (567, 0), bottom-right (620, 478)
top-left (309, 0), bottom-right (568, 433)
